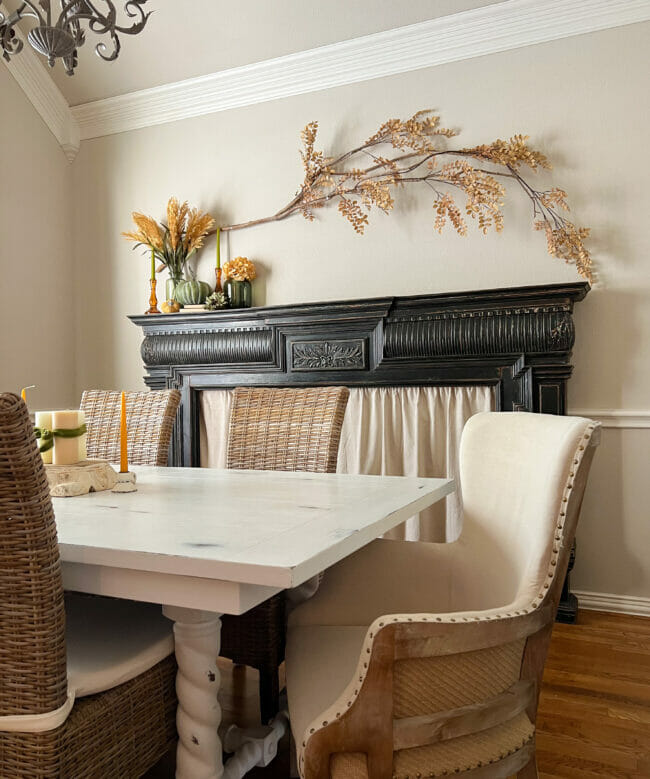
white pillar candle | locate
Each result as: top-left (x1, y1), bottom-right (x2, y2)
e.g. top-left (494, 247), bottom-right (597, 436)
top-left (79, 411), bottom-right (87, 461)
top-left (52, 410), bottom-right (86, 465)
top-left (34, 411), bottom-right (53, 465)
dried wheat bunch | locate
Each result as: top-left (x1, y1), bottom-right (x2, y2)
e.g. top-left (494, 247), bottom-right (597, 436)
top-left (123, 197), bottom-right (215, 277)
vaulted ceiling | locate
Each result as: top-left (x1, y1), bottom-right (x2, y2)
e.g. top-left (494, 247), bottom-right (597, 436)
top-left (6, 0), bottom-right (496, 106)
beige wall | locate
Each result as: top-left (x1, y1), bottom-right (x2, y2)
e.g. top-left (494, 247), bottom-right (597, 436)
top-left (63, 22), bottom-right (650, 600)
top-left (0, 66), bottom-right (75, 410)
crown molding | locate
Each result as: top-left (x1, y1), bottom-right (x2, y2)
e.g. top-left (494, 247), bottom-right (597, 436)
top-left (568, 410), bottom-right (650, 429)
top-left (2, 29), bottom-right (80, 161)
top-left (72, 0), bottom-right (650, 141)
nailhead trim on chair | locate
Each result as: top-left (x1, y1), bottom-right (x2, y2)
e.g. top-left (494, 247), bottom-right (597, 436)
top-left (297, 421), bottom-right (599, 777)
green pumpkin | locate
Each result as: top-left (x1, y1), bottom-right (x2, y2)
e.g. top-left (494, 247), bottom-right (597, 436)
top-left (175, 279), bottom-right (212, 305)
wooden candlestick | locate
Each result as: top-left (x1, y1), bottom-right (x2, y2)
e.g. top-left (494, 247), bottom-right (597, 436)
top-left (112, 470), bottom-right (137, 493)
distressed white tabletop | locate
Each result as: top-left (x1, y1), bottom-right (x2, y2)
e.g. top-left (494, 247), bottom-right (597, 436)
top-left (54, 466), bottom-right (454, 593)
top-left (54, 466), bottom-right (454, 779)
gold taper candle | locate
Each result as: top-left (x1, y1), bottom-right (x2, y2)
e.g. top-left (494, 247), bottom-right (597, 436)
top-left (120, 391), bottom-right (128, 473)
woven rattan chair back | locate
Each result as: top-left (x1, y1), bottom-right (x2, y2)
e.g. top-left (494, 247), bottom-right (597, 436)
top-left (222, 386), bottom-right (349, 723)
top-left (81, 389), bottom-right (181, 467)
top-left (226, 386), bottom-right (349, 474)
top-left (0, 393), bottom-right (67, 717)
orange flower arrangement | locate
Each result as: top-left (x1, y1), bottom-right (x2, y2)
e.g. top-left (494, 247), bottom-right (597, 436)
top-left (222, 257), bottom-right (257, 281)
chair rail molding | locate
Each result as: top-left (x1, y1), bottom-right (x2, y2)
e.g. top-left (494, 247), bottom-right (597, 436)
top-left (568, 410), bottom-right (650, 429)
top-left (2, 29), bottom-right (80, 161)
top-left (72, 0), bottom-right (650, 140)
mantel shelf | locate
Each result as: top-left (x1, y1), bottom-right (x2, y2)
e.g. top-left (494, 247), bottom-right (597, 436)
top-left (129, 282), bottom-right (589, 331)
top-left (129, 280), bottom-right (590, 470)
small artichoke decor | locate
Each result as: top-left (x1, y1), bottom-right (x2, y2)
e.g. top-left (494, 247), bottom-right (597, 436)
top-left (205, 290), bottom-right (229, 310)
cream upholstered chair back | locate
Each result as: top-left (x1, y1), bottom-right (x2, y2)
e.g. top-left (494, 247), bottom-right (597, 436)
top-left (459, 412), bottom-right (598, 608)
top-left (288, 413), bottom-right (601, 779)
top-left (81, 389), bottom-right (181, 466)
top-left (0, 394), bottom-right (67, 718)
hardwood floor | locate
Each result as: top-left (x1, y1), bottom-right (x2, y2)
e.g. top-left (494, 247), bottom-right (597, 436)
top-left (537, 611), bottom-right (650, 778)
top-left (146, 610), bottom-right (650, 778)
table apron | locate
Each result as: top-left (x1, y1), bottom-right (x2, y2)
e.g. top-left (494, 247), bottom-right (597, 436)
top-left (62, 561), bottom-right (281, 615)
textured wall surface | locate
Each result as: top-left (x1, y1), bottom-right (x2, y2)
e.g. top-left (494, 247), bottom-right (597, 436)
top-left (0, 66), bottom-right (75, 410)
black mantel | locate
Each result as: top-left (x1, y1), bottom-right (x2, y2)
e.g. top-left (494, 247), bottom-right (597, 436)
top-left (130, 281), bottom-right (590, 622)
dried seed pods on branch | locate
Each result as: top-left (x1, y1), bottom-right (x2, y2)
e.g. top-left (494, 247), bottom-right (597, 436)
top-left (217, 110), bottom-right (593, 281)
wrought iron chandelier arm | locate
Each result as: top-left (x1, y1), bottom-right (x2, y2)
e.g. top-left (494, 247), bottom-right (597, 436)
top-left (56, 0), bottom-right (113, 30)
top-left (0, 1), bottom-right (46, 60)
top-left (13, 1), bottom-right (47, 24)
top-left (1, 0), bottom-right (150, 72)
top-left (1, 1), bottom-right (46, 26)
top-left (66, 0), bottom-right (150, 34)
top-left (95, 27), bottom-right (119, 60)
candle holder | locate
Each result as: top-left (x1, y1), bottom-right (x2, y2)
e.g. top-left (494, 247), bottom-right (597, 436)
top-left (215, 266), bottom-right (223, 293)
top-left (145, 278), bottom-right (161, 315)
top-left (112, 471), bottom-right (137, 493)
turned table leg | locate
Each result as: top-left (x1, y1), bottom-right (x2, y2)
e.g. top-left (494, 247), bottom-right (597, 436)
top-left (164, 606), bottom-right (224, 779)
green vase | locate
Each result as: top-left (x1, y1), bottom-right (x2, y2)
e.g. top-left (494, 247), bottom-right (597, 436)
top-left (165, 273), bottom-right (184, 302)
top-left (225, 278), bottom-right (252, 308)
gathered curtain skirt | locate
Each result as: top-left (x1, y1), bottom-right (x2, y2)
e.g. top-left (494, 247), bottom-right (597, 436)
top-left (199, 385), bottom-right (494, 542)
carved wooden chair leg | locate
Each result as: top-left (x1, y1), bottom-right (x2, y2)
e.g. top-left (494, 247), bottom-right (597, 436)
top-left (259, 664), bottom-right (280, 724)
top-left (517, 755), bottom-right (539, 778)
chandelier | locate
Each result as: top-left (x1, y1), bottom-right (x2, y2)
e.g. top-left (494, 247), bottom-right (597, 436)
top-left (0, 1), bottom-right (151, 75)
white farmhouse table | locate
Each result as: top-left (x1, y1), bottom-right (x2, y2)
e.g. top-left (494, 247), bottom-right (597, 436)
top-left (53, 466), bottom-right (454, 779)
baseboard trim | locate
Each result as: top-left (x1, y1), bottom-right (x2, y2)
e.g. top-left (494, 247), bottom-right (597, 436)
top-left (575, 590), bottom-right (650, 617)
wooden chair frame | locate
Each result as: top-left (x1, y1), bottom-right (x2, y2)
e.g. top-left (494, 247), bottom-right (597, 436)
top-left (299, 422), bottom-right (600, 779)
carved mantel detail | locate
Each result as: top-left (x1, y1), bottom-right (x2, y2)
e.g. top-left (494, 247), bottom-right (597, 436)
top-left (291, 340), bottom-right (366, 371)
top-left (384, 306), bottom-right (575, 358)
top-left (141, 328), bottom-right (274, 367)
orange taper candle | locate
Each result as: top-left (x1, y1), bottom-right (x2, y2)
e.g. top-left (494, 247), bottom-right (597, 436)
top-left (20, 385), bottom-right (35, 402)
top-left (120, 391), bottom-right (128, 473)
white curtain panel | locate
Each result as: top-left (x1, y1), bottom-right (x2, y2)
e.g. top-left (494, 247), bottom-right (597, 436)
top-left (200, 385), bottom-right (494, 542)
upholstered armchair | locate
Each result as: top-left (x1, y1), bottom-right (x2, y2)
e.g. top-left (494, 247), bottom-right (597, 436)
top-left (286, 411), bottom-right (600, 778)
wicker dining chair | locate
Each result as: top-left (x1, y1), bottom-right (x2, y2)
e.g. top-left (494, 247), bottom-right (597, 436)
top-left (220, 385), bottom-right (350, 723)
top-left (286, 411), bottom-right (601, 779)
top-left (0, 393), bottom-right (177, 778)
top-left (81, 389), bottom-right (181, 466)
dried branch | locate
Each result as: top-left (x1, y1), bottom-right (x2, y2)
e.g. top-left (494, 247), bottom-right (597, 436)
top-left (213, 110), bottom-right (593, 281)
